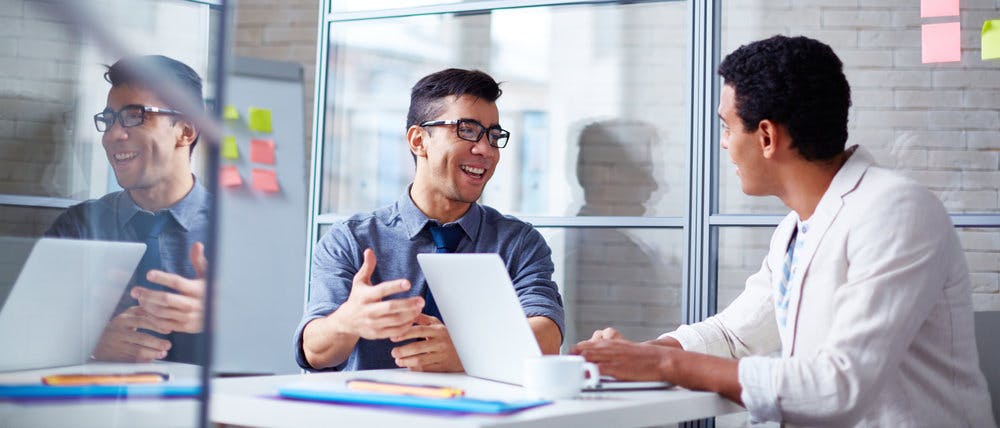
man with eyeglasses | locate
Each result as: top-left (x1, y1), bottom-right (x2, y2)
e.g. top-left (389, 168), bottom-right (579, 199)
top-left (296, 68), bottom-right (564, 372)
top-left (45, 55), bottom-right (208, 364)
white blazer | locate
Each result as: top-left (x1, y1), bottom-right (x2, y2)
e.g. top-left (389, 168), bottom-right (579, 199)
top-left (665, 147), bottom-right (995, 427)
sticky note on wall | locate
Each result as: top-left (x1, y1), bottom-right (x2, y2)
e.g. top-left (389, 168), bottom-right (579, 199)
top-left (921, 0), bottom-right (960, 18)
top-left (252, 168), bottom-right (280, 193)
top-left (922, 22), bottom-right (961, 63)
top-left (223, 105), bottom-right (239, 121)
top-left (984, 20), bottom-right (1000, 60)
top-left (248, 107), bottom-right (273, 133)
top-left (250, 139), bottom-right (276, 165)
top-left (222, 136), bottom-right (239, 159)
top-left (220, 165), bottom-right (242, 188)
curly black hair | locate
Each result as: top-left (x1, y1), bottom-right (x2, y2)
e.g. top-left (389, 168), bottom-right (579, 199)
top-left (718, 35), bottom-right (852, 161)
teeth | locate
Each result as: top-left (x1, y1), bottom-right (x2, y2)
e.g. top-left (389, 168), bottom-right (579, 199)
top-left (114, 152), bottom-right (137, 161)
top-left (461, 166), bottom-right (485, 175)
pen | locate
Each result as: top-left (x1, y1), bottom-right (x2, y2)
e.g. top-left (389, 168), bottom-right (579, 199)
top-left (346, 379), bottom-right (465, 398)
top-left (42, 372), bottom-right (169, 386)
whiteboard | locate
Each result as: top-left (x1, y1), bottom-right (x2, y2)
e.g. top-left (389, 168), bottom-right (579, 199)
top-left (214, 57), bottom-right (307, 374)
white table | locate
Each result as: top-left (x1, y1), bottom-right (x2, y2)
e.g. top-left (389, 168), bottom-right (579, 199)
top-left (0, 362), bottom-right (203, 428)
top-left (211, 369), bottom-right (743, 428)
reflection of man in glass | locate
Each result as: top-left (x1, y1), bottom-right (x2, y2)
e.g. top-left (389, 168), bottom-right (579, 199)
top-left (296, 68), bottom-right (564, 372)
top-left (564, 121), bottom-right (675, 344)
top-left (574, 36), bottom-right (994, 426)
top-left (45, 55), bottom-right (208, 364)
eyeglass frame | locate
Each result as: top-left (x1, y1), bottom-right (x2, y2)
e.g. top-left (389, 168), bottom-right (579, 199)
top-left (419, 118), bottom-right (511, 148)
top-left (93, 104), bottom-right (184, 132)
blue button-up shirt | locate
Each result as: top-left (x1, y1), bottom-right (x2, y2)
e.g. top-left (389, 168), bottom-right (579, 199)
top-left (296, 190), bottom-right (565, 371)
top-left (45, 177), bottom-right (210, 363)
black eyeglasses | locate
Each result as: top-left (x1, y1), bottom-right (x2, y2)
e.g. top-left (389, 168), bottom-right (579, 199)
top-left (94, 104), bottom-right (183, 132)
top-left (420, 118), bottom-right (510, 148)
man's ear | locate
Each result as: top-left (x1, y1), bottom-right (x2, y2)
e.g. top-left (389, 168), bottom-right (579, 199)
top-left (406, 125), bottom-right (428, 158)
top-left (757, 119), bottom-right (777, 159)
top-left (175, 119), bottom-right (198, 149)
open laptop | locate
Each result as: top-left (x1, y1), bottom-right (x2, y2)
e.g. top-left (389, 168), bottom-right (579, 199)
top-left (0, 238), bottom-right (145, 372)
top-left (417, 253), bottom-right (671, 390)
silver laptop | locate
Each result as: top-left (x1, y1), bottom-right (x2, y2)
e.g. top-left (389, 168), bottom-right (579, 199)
top-left (417, 253), bottom-right (671, 390)
top-left (0, 238), bottom-right (145, 372)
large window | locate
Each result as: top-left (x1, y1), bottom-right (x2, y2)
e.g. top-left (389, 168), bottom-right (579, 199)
top-left (313, 1), bottom-right (692, 349)
top-left (311, 0), bottom-right (1000, 363)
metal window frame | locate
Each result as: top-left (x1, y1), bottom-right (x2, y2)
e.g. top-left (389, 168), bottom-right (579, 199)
top-left (307, 0), bottom-right (1000, 315)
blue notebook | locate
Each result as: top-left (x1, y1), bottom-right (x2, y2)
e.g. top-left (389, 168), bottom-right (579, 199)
top-left (0, 383), bottom-right (201, 399)
top-left (278, 385), bottom-right (549, 414)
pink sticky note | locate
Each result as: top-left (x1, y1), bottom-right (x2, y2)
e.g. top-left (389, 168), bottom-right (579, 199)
top-left (920, 0), bottom-right (959, 18)
top-left (250, 139), bottom-right (276, 165)
top-left (922, 22), bottom-right (961, 63)
top-left (251, 168), bottom-right (280, 193)
top-left (220, 165), bottom-right (242, 188)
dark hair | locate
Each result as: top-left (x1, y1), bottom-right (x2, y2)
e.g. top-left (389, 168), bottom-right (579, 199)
top-left (105, 55), bottom-right (204, 152)
top-left (405, 68), bottom-right (502, 131)
top-left (717, 35), bottom-right (851, 161)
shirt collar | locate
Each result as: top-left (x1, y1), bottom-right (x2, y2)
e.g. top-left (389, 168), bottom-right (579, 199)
top-left (115, 175), bottom-right (209, 232)
top-left (395, 185), bottom-right (482, 241)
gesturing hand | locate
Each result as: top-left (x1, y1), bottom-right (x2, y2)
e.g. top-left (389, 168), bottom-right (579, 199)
top-left (338, 248), bottom-right (424, 340)
top-left (131, 242), bottom-right (207, 334)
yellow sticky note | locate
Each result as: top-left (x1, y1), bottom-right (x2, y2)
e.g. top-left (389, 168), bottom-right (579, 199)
top-left (248, 107), bottom-right (273, 133)
top-left (223, 105), bottom-right (239, 121)
top-left (983, 20), bottom-right (1000, 60)
top-left (222, 136), bottom-right (239, 159)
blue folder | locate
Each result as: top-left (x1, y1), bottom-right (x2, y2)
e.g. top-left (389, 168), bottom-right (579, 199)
top-left (278, 385), bottom-right (550, 414)
top-left (0, 383), bottom-right (201, 399)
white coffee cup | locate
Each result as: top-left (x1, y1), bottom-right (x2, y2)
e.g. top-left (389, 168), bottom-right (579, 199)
top-left (522, 355), bottom-right (600, 400)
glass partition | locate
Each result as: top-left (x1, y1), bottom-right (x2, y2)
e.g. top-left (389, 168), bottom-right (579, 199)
top-left (0, 0), bottom-right (222, 426)
top-left (319, 1), bottom-right (690, 218)
top-left (538, 227), bottom-right (684, 349)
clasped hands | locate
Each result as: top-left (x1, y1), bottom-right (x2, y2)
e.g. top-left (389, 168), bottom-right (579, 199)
top-left (338, 248), bottom-right (463, 372)
top-left (92, 242), bottom-right (207, 362)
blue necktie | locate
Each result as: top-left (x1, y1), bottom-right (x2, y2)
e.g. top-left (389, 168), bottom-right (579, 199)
top-left (776, 226), bottom-right (799, 328)
top-left (424, 224), bottom-right (464, 321)
top-left (132, 212), bottom-right (171, 293)
top-left (129, 212), bottom-right (172, 341)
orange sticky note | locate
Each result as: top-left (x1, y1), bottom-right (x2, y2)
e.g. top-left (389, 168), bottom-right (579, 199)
top-left (250, 139), bottom-right (276, 165)
top-left (251, 168), bottom-right (279, 193)
top-left (922, 22), bottom-right (961, 63)
top-left (220, 165), bottom-right (242, 188)
top-left (920, 0), bottom-right (959, 18)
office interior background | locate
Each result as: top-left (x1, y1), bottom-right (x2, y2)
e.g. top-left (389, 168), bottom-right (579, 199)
top-left (0, 0), bottom-right (997, 426)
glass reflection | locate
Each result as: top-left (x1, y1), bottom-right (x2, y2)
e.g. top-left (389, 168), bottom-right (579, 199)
top-left (320, 1), bottom-right (689, 218)
top-left (0, 1), bottom-right (218, 427)
top-left (538, 227), bottom-right (683, 349)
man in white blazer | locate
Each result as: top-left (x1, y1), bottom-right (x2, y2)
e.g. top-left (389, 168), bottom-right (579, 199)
top-left (573, 35), bottom-right (995, 427)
